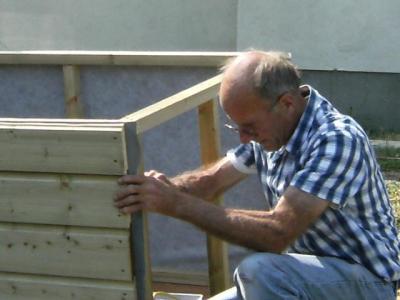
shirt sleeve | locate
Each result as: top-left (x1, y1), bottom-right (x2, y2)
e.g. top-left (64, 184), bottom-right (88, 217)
top-left (226, 143), bottom-right (258, 174)
top-left (290, 130), bottom-right (369, 208)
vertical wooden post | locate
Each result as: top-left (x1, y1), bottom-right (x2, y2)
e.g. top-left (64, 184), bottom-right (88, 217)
top-left (63, 65), bottom-right (84, 118)
top-left (197, 99), bottom-right (230, 295)
top-left (124, 123), bottom-right (153, 300)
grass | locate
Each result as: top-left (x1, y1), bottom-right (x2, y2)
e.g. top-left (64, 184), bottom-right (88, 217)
top-left (368, 131), bottom-right (400, 141)
top-left (379, 158), bottom-right (400, 173)
top-left (387, 180), bottom-right (400, 228)
top-left (376, 147), bottom-right (400, 172)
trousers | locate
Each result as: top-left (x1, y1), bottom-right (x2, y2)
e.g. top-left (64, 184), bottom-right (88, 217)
top-left (210, 253), bottom-right (396, 300)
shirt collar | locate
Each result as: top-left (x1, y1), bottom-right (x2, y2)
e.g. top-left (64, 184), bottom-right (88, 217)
top-left (284, 85), bottom-right (318, 155)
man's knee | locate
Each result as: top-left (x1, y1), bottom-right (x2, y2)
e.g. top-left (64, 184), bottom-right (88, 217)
top-left (234, 253), bottom-right (278, 282)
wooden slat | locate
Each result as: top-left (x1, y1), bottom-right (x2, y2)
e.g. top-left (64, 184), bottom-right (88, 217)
top-left (0, 223), bottom-right (132, 281)
top-left (0, 272), bottom-right (135, 300)
top-left (0, 172), bottom-right (129, 229)
top-left (0, 126), bottom-right (126, 175)
top-left (0, 51), bottom-right (238, 66)
top-left (152, 269), bottom-right (208, 286)
top-left (63, 65), bottom-right (85, 118)
top-left (198, 100), bottom-right (230, 295)
top-left (122, 74), bottom-right (222, 133)
top-left (0, 118), bottom-right (124, 127)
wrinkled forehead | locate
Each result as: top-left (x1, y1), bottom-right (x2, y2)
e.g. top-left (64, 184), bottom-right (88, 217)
top-left (219, 86), bottom-right (268, 123)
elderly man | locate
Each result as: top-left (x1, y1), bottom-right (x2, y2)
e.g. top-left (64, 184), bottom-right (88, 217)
top-left (114, 51), bottom-right (399, 299)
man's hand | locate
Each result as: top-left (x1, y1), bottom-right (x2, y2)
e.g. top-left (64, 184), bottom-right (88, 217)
top-left (114, 171), bottom-right (181, 216)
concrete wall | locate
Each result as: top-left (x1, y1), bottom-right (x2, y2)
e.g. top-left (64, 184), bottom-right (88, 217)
top-left (0, 0), bottom-right (237, 51)
top-left (302, 71), bottom-right (400, 134)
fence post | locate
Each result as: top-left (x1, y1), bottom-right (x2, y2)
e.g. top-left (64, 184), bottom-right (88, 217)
top-left (63, 65), bottom-right (84, 118)
top-left (124, 124), bottom-right (153, 300)
top-left (197, 99), bottom-right (230, 295)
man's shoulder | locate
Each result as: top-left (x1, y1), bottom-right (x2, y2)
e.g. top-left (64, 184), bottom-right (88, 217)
top-left (303, 115), bottom-right (371, 159)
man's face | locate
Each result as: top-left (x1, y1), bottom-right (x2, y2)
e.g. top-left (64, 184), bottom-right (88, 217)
top-left (220, 88), bottom-right (292, 152)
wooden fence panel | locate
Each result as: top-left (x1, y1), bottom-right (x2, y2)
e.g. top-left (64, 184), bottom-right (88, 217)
top-left (0, 126), bottom-right (126, 175)
top-left (0, 272), bottom-right (135, 300)
top-left (0, 223), bottom-right (132, 281)
top-left (0, 172), bottom-right (129, 229)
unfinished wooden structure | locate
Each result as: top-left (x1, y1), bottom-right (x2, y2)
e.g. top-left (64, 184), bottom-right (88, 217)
top-left (0, 52), bottom-right (233, 299)
top-left (0, 119), bottom-right (141, 299)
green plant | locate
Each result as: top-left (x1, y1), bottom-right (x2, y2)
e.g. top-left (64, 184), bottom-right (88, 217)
top-left (387, 180), bottom-right (400, 228)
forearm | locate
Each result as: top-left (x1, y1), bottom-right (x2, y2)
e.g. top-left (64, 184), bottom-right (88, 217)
top-left (173, 193), bottom-right (288, 252)
top-left (171, 157), bottom-right (245, 201)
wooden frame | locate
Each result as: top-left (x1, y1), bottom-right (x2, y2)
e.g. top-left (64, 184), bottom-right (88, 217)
top-left (0, 51), bottom-right (237, 66)
top-left (121, 75), bottom-right (229, 296)
top-left (0, 52), bottom-right (232, 297)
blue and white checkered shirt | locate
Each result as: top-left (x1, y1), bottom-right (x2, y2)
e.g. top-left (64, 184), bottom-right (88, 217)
top-left (227, 85), bottom-right (400, 282)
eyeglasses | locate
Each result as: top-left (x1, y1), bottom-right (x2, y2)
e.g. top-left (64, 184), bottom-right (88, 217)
top-left (223, 92), bottom-right (286, 137)
top-left (224, 123), bottom-right (258, 137)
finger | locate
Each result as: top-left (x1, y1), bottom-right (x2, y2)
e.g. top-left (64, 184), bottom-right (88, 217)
top-left (145, 171), bottom-right (170, 185)
top-left (117, 175), bottom-right (146, 185)
top-left (145, 170), bottom-right (165, 180)
top-left (144, 170), bottom-right (158, 176)
top-left (114, 184), bottom-right (141, 202)
top-left (114, 194), bottom-right (140, 208)
top-left (153, 173), bottom-right (167, 181)
top-left (120, 202), bottom-right (144, 215)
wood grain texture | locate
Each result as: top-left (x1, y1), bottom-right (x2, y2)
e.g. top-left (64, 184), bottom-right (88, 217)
top-left (0, 51), bottom-right (238, 66)
top-left (0, 118), bottom-right (124, 127)
top-left (63, 65), bottom-right (85, 118)
top-left (0, 172), bottom-right (129, 228)
top-left (0, 223), bottom-right (132, 281)
top-left (0, 272), bottom-right (135, 300)
top-left (0, 126), bottom-right (126, 175)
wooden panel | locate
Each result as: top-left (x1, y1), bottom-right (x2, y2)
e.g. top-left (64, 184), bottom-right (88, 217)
top-left (121, 74), bottom-right (222, 134)
top-left (0, 126), bottom-right (126, 175)
top-left (0, 272), bottom-right (135, 300)
top-left (0, 51), bottom-right (238, 66)
top-left (0, 223), bottom-right (132, 281)
top-left (198, 100), bottom-right (230, 294)
top-left (0, 172), bottom-right (130, 229)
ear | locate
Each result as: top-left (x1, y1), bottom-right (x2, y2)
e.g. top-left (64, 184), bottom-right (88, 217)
top-left (277, 92), bottom-right (296, 113)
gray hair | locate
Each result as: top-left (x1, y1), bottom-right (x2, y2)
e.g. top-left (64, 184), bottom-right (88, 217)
top-left (222, 50), bottom-right (301, 102)
top-left (252, 51), bottom-right (301, 101)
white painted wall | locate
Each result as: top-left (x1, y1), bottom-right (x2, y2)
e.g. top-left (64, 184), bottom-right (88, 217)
top-left (237, 0), bottom-right (400, 73)
top-left (0, 0), bottom-right (237, 51)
